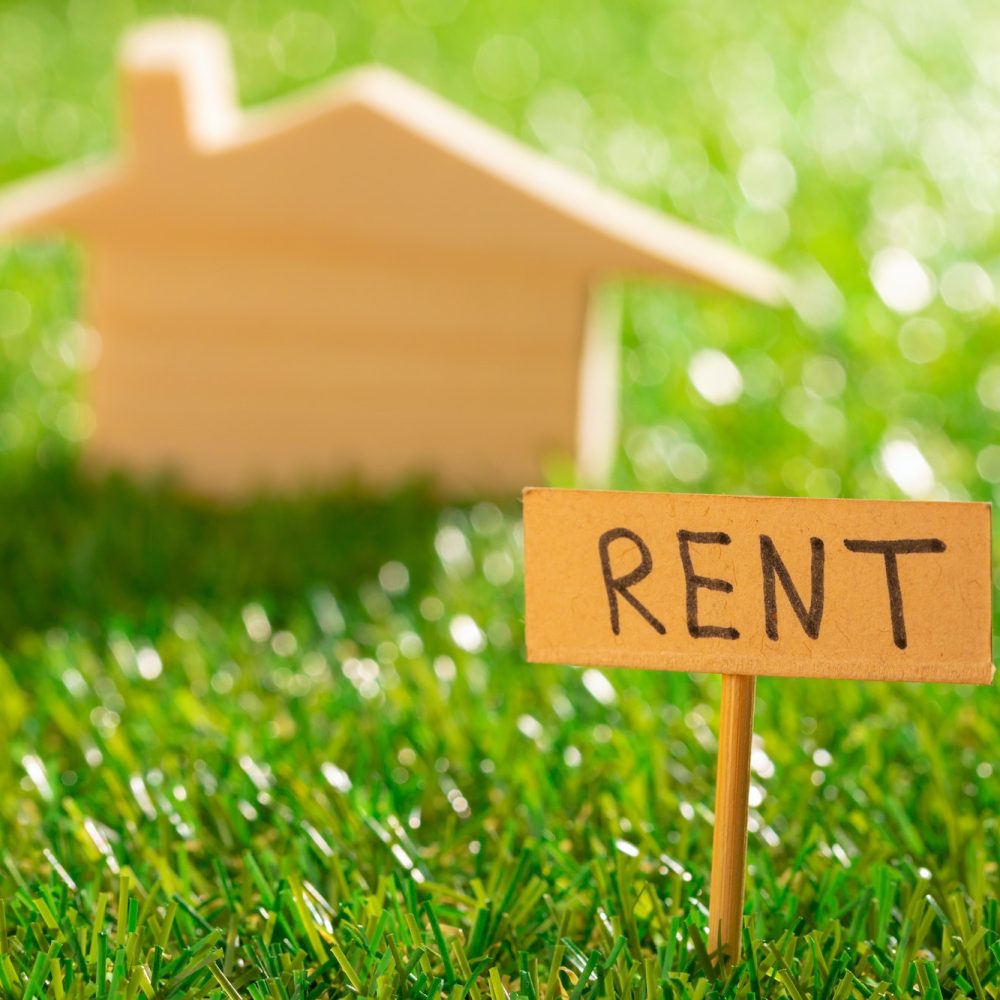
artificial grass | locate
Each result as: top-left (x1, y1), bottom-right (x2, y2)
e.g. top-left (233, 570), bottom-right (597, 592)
top-left (0, 466), bottom-right (997, 997)
top-left (0, 0), bottom-right (999, 995)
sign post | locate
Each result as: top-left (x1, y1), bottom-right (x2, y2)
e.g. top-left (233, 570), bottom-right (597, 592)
top-left (707, 673), bottom-right (755, 965)
top-left (522, 487), bottom-right (994, 969)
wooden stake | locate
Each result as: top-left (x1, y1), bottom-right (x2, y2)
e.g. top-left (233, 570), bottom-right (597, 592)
top-left (707, 672), bottom-right (757, 969)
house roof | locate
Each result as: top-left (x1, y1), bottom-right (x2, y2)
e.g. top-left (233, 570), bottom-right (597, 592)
top-left (0, 19), bottom-right (786, 305)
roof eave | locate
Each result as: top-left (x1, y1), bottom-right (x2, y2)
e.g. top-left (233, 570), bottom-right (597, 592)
top-left (0, 160), bottom-right (118, 240)
top-left (340, 68), bottom-right (789, 305)
top-left (529, 169), bottom-right (789, 305)
top-left (619, 225), bottom-right (790, 306)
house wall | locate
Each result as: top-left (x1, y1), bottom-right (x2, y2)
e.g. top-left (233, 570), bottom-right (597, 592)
top-left (83, 240), bottom-right (595, 495)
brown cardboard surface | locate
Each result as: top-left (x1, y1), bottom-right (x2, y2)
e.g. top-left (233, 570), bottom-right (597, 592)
top-left (523, 488), bottom-right (995, 684)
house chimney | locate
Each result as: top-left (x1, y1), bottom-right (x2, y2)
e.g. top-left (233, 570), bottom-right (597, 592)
top-left (120, 19), bottom-right (236, 161)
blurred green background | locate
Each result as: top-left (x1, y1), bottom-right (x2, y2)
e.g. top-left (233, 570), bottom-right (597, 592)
top-left (0, 1), bottom-right (997, 996)
top-left (4, 0), bottom-right (1000, 509)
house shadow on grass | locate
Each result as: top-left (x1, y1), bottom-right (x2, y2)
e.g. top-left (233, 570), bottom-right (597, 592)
top-left (0, 461), bottom-right (449, 642)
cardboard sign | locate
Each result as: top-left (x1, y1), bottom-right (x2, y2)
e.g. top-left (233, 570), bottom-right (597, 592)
top-left (524, 488), bottom-right (994, 684)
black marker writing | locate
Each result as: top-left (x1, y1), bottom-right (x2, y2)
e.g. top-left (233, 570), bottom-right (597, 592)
top-left (843, 537), bottom-right (946, 649)
top-left (760, 535), bottom-right (825, 640)
top-left (598, 527), bottom-right (666, 636)
top-left (677, 530), bottom-right (740, 640)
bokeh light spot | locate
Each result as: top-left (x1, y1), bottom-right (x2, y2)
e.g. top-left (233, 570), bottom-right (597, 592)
top-left (688, 349), bottom-right (743, 405)
top-left (871, 249), bottom-right (934, 314)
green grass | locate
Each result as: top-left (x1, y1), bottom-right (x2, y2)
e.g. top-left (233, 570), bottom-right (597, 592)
top-left (0, 477), bottom-right (997, 997)
top-left (0, 0), bottom-right (999, 996)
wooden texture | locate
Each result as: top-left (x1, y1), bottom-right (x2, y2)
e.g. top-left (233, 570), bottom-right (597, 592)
top-left (523, 488), bottom-right (994, 684)
top-left (708, 673), bottom-right (756, 968)
top-left (0, 19), bottom-right (783, 496)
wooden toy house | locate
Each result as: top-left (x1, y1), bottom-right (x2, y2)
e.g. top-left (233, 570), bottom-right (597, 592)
top-left (0, 20), bottom-right (783, 495)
